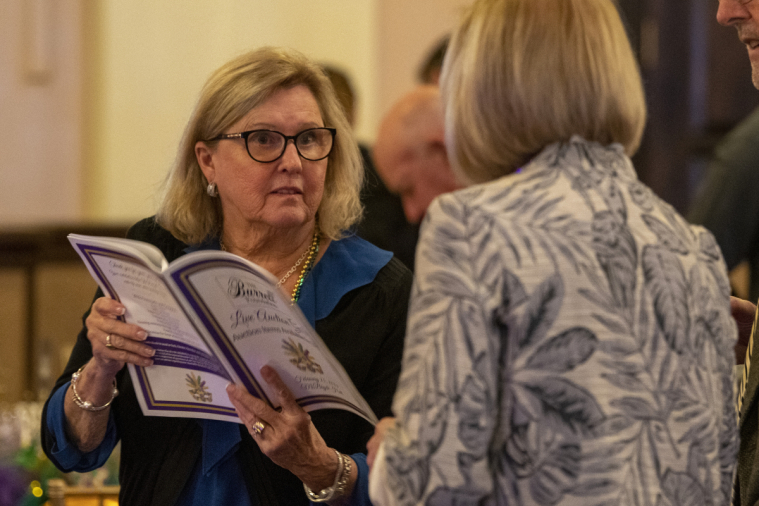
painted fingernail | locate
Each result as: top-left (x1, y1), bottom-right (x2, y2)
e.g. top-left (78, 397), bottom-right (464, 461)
top-left (136, 331), bottom-right (147, 340)
top-left (147, 348), bottom-right (156, 357)
top-left (117, 307), bottom-right (126, 315)
top-left (261, 365), bottom-right (274, 380)
top-left (143, 359), bottom-right (153, 367)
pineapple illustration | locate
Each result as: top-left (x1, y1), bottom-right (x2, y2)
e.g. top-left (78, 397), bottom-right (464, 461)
top-left (282, 338), bottom-right (323, 374)
top-left (185, 372), bottom-right (213, 403)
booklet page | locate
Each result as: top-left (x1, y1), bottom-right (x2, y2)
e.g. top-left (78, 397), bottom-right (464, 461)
top-left (168, 252), bottom-right (378, 424)
top-left (98, 256), bottom-right (240, 420)
top-left (68, 236), bottom-right (239, 421)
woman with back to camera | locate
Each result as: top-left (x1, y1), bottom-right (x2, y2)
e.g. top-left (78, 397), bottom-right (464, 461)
top-left (40, 47), bottom-right (412, 505)
top-left (367, 0), bottom-right (738, 504)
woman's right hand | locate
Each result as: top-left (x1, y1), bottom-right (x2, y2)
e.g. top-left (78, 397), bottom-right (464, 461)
top-left (63, 297), bottom-right (154, 452)
top-left (85, 297), bottom-right (154, 377)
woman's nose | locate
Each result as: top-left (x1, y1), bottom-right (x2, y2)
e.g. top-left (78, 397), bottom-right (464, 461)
top-left (278, 139), bottom-right (303, 171)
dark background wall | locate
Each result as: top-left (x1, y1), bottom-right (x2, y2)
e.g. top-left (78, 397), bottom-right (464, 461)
top-left (617, 0), bottom-right (759, 213)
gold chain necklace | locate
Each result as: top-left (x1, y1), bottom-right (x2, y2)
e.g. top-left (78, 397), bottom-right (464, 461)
top-left (219, 227), bottom-right (320, 293)
top-left (274, 238), bottom-right (314, 287)
top-left (290, 230), bottom-right (320, 303)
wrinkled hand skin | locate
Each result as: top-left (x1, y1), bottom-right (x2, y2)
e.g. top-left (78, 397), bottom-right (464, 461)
top-left (732, 296), bottom-right (757, 365)
top-left (226, 365), bottom-right (341, 493)
top-left (64, 296), bottom-right (154, 453)
top-left (86, 296), bottom-right (154, 375)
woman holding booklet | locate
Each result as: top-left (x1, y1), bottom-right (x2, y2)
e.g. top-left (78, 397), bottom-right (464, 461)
top-left (41, 47), bottom-right (412, 505)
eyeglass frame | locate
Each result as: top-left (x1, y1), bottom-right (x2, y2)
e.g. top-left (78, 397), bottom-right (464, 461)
top-left (205, 127), bottom-right (337, 163)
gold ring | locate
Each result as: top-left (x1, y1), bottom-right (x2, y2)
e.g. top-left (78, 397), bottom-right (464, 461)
top-left (105, 334), bottom-right (116, 350)
top-left (252, 421), bottom-right (265, 436)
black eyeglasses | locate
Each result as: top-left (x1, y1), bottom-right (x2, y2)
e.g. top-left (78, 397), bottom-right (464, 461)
top-left (207, 127), bottom-right (336, 163)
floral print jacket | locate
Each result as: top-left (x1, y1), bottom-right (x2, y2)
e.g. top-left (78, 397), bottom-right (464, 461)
top-left (374, 137), bottom-right (738, 506)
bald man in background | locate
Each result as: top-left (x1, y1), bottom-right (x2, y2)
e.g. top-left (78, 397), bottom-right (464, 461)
top-left (373, 85), bottom-right (460, 225)
top-left (323, 65), bottom-right (419, 270)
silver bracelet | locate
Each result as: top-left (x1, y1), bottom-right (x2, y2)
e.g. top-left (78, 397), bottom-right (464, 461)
top-left (303, 449), bottom-right (352, 502)
top-left (70, 364), bottom-right (118, 411)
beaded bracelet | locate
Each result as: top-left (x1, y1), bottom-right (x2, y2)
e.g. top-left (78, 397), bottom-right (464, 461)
top-left (70, 364), bottom-right (119, 412)
top-left (303, 449), bottom-right (352, 502)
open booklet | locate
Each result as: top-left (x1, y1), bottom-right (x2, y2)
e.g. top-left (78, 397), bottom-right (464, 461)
top-left (68, 233), bottom-right (377, 425)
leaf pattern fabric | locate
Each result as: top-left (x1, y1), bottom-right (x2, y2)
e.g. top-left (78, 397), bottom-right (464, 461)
top-left (374, 137), bottom-right (738, 506)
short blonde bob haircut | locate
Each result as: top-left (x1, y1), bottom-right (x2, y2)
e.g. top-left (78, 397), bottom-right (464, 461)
top-left (441, 0), bottom-right (647, 184)
top-left (157, 47), bottom-right (363, 244)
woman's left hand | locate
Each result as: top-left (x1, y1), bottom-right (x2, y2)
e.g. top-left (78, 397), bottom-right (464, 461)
top-left (366, 416), bottom-right (395, 470)
top-left (226, 365), bottom-right (340, 491)
top-left (732, 296), bottom-right (758, 365)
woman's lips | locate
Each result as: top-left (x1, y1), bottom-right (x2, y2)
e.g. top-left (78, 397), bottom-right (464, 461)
top-left (272, 187), bottom-right (302, 195)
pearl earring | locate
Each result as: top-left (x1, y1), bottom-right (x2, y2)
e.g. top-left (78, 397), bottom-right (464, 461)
top-left (207, 183), bottom-right (218, 197)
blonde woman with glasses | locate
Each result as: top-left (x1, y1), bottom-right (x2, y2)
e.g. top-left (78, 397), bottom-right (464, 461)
top-left (41, 47), bottom-right (412, 506)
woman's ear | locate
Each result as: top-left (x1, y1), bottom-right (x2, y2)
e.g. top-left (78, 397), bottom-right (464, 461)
top-left (195, 141), bottom-right (216, 183)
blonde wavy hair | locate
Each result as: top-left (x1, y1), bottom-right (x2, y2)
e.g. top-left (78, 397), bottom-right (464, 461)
top-left (441, 0), bottom-right (647, 184)
top-left (156, 47), bottom-right (363, 244)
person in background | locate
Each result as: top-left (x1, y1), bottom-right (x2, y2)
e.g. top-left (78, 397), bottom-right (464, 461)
top-left (418, 36), bottom-right (449, 85)
top-left (322, 65), bottom-right (419, 270)
top-left (688, 106), bottom-right (759, 301)
top-left (368, 0), bottom-right (738, 504)
top-left (341, 36), bottom-right (452, 271)
top-left (372, 85), bottom-right (460, 225)
top-left (715, 1), bottom-right (759, 504)
top-left (40, 47), bottom-right (412, 506)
